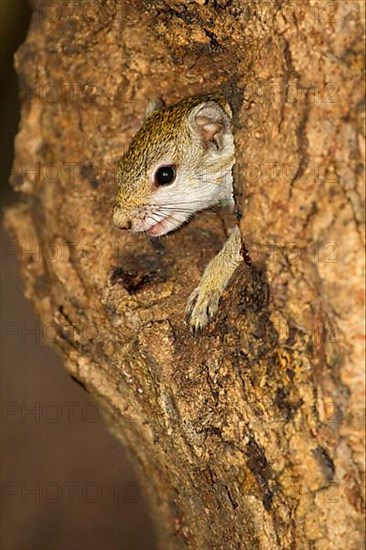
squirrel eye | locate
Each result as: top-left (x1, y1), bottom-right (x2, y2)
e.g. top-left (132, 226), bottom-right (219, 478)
top-left (154, 165), bottom-right (176, 186)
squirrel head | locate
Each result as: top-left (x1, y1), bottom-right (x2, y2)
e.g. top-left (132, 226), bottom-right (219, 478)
top-left (113, 94), bottom-right (235, 236)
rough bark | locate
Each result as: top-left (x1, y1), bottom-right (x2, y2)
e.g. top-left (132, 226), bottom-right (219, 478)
top-left (5, 1), bottom-right (365, 548)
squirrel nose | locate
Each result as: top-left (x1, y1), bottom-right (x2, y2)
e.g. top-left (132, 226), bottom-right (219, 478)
top-left (113, 206), bottom-right (132, 230)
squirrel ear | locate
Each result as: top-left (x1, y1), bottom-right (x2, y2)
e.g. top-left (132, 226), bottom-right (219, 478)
top-left (188, 101), bottom-right (231, 150)
top-left (144, 97), bottom-right (165, 121)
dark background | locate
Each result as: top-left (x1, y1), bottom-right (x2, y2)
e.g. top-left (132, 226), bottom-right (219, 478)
top-left (1, 2), bottom-right (156, 549)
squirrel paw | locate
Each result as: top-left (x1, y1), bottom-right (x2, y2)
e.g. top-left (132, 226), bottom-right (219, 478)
top-left (186, 285), bottom-right (221, 332)
top-left (185, 227), bottom-right (242, 332)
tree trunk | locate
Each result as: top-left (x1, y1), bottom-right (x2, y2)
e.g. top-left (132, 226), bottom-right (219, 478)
top-left (6, 1), bottom-right (364, 548)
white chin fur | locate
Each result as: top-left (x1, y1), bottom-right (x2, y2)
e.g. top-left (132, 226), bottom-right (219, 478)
top-left (135, 213), bottom-right (188, 236)
top-left (147, 220), bottom-right (176, 236)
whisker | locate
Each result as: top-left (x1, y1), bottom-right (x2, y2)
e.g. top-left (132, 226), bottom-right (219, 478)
top-left (147, 213), bottom-right (163, 225)
top-left (154, 210), bottom-right (192, 227)
top-left (150, 200), bottom-right (216, 207)
top-left (141, 213), bottom-right (162, 235)
top-left (155, 205), bottom-right (220, 214)
top-left (157, 207), bottom-right (194, 214)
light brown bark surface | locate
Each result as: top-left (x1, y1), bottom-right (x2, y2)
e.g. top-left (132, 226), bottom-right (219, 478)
top-left (6, 1), bottom-right (365, 548)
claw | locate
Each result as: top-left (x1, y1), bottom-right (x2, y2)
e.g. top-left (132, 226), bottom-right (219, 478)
top-left (186, 288), bottom-right (221, 332)
top-left (185, 287), bottom-right (199, 321)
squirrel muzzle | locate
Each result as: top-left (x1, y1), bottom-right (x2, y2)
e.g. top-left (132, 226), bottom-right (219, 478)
top-left (112, 205), bottom-right (132, 230)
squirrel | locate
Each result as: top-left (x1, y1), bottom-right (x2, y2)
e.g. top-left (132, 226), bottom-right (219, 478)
top-left (113, 93), bottom-right (243, 331)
